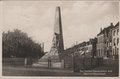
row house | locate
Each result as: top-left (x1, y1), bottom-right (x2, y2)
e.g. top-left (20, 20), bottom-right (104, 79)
top-left (96, 29), bottom-right (105, 58)
top-left (96, 22), bottom-right (119, 59)
top-left (64, 38), bottom-right (97, 58)
top-left (91, 38), bottom-right (97, 58)
top-left (104, 23), bottom-right (114, 58)
top-left (84, 38), bottom-right (97, 58)
top-left (84, 41), bottom-right (92, 57)
top-left (111, 22), bottom-right (119, 59)
top-left (96, 23), bottom-right (114, 58)
top-left (64, 22), bottom-right (119, 60)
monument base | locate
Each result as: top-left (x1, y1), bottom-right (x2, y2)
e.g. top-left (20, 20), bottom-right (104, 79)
top-left (32, 59), bottom-right (64, 69)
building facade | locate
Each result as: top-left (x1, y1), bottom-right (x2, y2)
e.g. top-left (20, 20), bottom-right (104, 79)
top-left (64, 38), bottom-right (97, 58)
top-left (63, 22), bottom-right (119, 69)
top-left (84, 41), bottom-right (92, 57)
top-left (104, 23), bottom-right (114, 58)
top-left (96, 23), bottom-right (114, 58)
top-left (96, 30), bottom-right (105, 58)
top-left (111, 22), bottom-right (119, 59)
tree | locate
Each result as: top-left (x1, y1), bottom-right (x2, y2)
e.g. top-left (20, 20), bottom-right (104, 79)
top-left (2, 29), bottom-right (44, 58)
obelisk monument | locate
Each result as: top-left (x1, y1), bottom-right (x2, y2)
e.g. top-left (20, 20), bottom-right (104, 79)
top-left (40, 6), bottom-right (64, 61)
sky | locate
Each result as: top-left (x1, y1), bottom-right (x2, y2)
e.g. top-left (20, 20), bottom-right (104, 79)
top-left (1, 1), bottom-right (119, 52)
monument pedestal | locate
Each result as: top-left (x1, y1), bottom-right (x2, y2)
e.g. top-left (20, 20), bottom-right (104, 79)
top-left (33, 59), bottom-right (64, 69)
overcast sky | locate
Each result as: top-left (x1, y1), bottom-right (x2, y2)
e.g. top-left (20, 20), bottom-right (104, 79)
top-left (1, 1), bottom-right (119, 52)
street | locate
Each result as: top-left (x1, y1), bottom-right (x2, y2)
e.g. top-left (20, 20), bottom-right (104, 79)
top-left (2, 65), bottom-right (118, 77)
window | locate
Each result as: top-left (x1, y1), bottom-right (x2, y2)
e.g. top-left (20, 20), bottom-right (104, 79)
top-left (117, 38), bottom-right (119, 45)
top-left (113, 30), bottom-right (116, 36)
top-left (117, 29), bottom-right (119, 35)
top-left (114, 38), bottom-right (116, 46)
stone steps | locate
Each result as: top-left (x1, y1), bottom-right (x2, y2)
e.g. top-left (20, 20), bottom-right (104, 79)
top-left (32, 61), bottom-right (48, 67)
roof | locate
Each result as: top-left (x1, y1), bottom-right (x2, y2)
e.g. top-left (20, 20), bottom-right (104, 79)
top-left (97, 28), bottom-right (105, 36)
top-left (97, 23), bottom-right (114, 36)
top-left (114, 22), bottom-right (119, 28)
top-left (111, 22), bottom-right (119, 30)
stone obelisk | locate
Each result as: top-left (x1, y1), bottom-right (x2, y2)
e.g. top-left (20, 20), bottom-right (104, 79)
top-left (49, 6), bottom-right (64, 60)
top-left (40, 6), bottom-right (64, 61)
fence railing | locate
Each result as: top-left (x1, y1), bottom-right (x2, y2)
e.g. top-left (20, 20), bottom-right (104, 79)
top-left (73, 57), bottom-right (104, 72)
top-left (2, 58), bottom-right (38, 66)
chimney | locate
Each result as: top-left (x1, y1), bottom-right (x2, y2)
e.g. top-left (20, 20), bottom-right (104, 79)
top-left (110, 23), bottom-right (113, 26)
